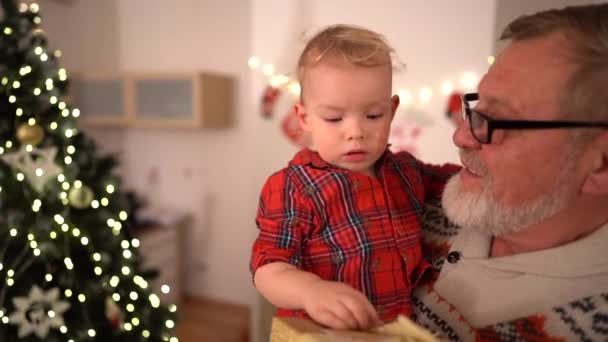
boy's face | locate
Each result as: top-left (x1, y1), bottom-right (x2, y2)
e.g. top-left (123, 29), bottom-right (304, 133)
top-left (295, 58), bottom-right (398, 178)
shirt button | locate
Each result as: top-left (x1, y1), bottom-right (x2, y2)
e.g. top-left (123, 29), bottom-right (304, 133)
top-left (447, 251), bottom-right (461, 264)
top-left (332, 255), bottom-right (343, 264)
top-left (352, 180), bottom-right (360, 190)
top-left (305, 185), bottom-right (316, 195)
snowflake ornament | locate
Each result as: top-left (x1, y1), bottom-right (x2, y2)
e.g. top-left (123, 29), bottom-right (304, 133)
top-left (8, 286), bottom-right (70, 339)
top-left (1, 146), bottom-right (62, 193)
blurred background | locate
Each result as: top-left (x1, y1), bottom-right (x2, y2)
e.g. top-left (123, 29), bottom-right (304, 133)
top-left (33, 0), bottom-right (604, 340)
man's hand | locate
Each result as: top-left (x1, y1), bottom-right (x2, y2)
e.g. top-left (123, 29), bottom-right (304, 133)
top-left (302, 279), bottom-right (382, 331)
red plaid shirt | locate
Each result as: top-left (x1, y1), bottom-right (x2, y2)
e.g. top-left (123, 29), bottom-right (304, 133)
top-left (251, 148), bottom-right (458, 322)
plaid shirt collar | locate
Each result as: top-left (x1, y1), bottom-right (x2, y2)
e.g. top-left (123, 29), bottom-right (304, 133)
top-left (290, 147), bottom-right (392, 171)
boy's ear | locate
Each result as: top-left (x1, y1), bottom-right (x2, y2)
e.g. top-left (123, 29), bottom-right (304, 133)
top-left (295, 103), bottom-right (311, 131)
top-left (581, 132), bottom-right (608, 195)
top-left (391, 94), bottom-right (400, 117)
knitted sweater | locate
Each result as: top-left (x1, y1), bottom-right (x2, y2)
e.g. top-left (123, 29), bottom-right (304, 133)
top-left (413, 201), bottom-right (608, 342)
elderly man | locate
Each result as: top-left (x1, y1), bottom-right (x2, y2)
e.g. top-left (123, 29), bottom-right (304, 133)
top-left (414, 3), bottom-right (608, 341)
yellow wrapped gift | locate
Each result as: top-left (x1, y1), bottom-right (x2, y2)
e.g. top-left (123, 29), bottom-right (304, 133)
top-left (270, 315), bottom-right (440, 342)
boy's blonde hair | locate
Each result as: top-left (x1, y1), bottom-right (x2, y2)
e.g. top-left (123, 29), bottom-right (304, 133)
top-left (296, 24), bottom-right (397, 98)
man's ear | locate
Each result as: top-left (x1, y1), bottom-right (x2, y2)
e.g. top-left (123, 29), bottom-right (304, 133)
top-left (294, 103), bottom-right (310, 131)
top-left (581, 133), bottom-right (608, 195)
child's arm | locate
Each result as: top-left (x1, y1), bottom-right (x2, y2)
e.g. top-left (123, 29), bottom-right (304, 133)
top-left (254, 261), bottom-right (382, 331)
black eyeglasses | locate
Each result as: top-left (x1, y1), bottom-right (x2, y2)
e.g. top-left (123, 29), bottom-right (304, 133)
top-left (461, 93), bottom-right (608, 144)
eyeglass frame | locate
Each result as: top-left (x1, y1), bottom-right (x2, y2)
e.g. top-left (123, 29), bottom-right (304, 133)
top-left (461, 92), bottom-right (608, 144)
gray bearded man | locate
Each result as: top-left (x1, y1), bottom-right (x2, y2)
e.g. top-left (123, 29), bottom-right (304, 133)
top-left (414, 3), bottom-right (608, 341)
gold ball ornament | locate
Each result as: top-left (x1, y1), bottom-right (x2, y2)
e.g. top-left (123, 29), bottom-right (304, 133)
top-left (68, 186), bottom-right (94, 209)
top-left (16, 123), bottom-right (45, 146)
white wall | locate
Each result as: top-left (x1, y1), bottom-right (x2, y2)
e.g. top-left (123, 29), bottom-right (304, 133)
top-left (115, 0), bottom-right (257, 305)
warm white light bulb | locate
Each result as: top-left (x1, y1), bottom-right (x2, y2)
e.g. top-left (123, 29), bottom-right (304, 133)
top-left (287, 82), bottom-right (301, 96)
top-left (262, 64), bottom-right (275, 76)
top-left (397, 89), bottom-right (412, 106)
top-left (110, 276), bottom-right (120, 287)
top-left (248, 56), bottom-right (261, 69)
top-left (418, 87), bottom-right (433, 103)
top-left (149, 294), bottom-right (160, 308)
top-left (460, 71), bottom-right (479, 90)
top-left (440, 81), bottom-right (455, 96)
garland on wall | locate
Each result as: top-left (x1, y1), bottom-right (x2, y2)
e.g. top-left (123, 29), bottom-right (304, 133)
top-left (250, 55), bottom-right (494, 154)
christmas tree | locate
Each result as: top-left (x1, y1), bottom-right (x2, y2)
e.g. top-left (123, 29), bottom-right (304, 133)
top-left (0, 1), bottom-right (177, 340)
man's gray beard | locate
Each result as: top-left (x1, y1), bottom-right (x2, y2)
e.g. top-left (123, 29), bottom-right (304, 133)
top-left (441, 152), bottom-right (576, 237)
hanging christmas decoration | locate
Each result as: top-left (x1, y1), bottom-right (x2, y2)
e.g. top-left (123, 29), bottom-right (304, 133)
top-left (261, 85), bottom-right (280, 118)
top-left (68, 185), bottom-right (94, 209)
top-left (281, 106), bottom-right (311, 148)
top-left (445, 91), bottom-right (464, 126)
top-left (16, 122), bottom-right (45, 146)
top-left (389, 123), bottom-right (422, 156)
top-left (1, 146), bottom-right (62, 193)
top-left (8, 286), bottom-right (70, 339)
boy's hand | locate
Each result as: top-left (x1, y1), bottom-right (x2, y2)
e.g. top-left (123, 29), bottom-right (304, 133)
top-left (302, 279), bottom-right (382, 331)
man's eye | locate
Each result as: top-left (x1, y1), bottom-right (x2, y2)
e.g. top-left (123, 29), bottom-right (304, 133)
top-left (367, 114), bottom-right (383, 120)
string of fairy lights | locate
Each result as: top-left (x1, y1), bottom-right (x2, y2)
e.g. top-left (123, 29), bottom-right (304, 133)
top-left (247, 55), bottom-right (496, 106)
top-left (0, 2), bottom-right (178, 341)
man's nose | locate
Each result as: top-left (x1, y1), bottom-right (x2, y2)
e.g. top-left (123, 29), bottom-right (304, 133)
top-left (453, 117), bottom-right (480, 149)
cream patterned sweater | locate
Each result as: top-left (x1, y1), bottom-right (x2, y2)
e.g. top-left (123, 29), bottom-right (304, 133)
top-left (413, 202), bottom-right (608, 342)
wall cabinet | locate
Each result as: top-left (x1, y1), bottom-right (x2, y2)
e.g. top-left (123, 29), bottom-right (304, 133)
top-left (69, 72), bottom-right (234, 129)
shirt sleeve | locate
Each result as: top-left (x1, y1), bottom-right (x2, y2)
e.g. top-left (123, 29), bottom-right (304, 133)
top-left (250, 170), bottom-right (318, 278)
top-left (416, 160), bottom-right (461, 201)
